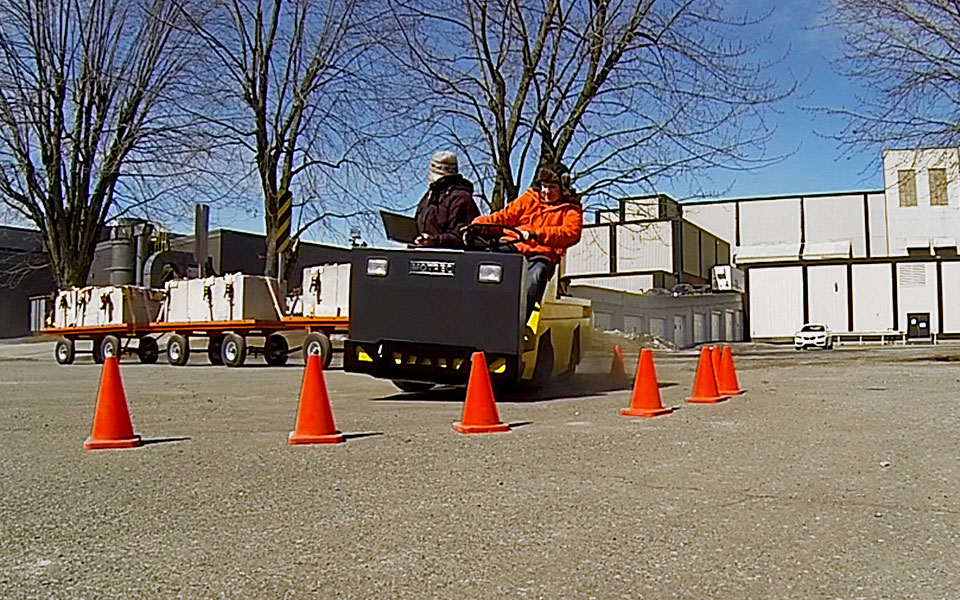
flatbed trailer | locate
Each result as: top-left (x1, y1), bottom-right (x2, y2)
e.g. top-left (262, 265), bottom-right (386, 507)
top-left (41, 315), bottom-right (349, 368)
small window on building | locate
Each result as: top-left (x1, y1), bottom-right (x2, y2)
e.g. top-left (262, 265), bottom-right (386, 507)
top-left (899, 169), bottom-right (917, 207)
top-left (929, 168), bottom-right (948, 206)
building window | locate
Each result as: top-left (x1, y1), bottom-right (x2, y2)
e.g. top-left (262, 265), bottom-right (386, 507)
top-left (929, 168), bottom-right (948, 206)
top-left (899, 169), bottom-right (917, 206)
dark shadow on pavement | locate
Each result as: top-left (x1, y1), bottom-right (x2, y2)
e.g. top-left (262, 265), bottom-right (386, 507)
top-left (342, 432), bottom-right (384, 441)
top-left (141, 436), bottom-right (191, 446)
top-left (371, 374), bottom-right (677, 403)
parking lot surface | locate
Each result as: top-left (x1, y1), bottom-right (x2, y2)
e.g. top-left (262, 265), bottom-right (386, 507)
top-left (1, 340), bottom-right (959, 598)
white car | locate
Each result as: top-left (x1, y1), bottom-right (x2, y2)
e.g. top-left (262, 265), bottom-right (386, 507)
top-left (794, 324), bottom-right (834, 350)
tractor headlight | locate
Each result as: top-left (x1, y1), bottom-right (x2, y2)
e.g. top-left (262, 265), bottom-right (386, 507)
top-left (477, 263), bottom-right (503, 284)
top-left (366, 257), bottom-right (389, 277)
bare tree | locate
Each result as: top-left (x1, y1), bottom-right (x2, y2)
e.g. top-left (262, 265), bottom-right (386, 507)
top-left (828, 0), bottom-right (960, 150)
top-left (0, 0), bottom-right (201, 287)
top-left (383, 0), bottom-right (792, 212)
top-left (180, 0), bottom-right (384, 278)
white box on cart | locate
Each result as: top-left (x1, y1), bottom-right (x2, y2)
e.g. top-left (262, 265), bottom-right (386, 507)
top-left (300, 263), bottom-right (350, 318)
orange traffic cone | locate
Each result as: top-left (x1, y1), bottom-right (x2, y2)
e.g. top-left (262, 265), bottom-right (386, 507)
top-left (611, 345), bottom-right (627, 380)
top-left (621, 349), bottom-right (674, 418)
top-left (686, 346), bottom-right (728, 404)
top-left (454, 352), bottom-right (510, 434)
top-left (717, 346), bottom-right (744, 396)
top-left (84, 356), bottom-right (142, 450)
top-left (289, 354), bottom-right (344, 444)
top-left (711, 345), bottom-right (722, 382)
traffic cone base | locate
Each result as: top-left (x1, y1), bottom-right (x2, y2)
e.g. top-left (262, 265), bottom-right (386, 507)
top-left (289, 354), bottom-right (344, 445)
top-left (455, 352), bottom-right (510, 435)
top-left (84, 356), bottom-right (142, 451)
top-left (621, 406), bottom-right (674, 418)
top-left (453, 422), bottom-right (511, 434)
top-left (84, 435), bottom-right (142, 450)
top-left (685, 394), bottom-right (729, 404)
top-left (621, 348), bottom-right (674, 418)
top-left (289, 431), bottom-right (343, 445)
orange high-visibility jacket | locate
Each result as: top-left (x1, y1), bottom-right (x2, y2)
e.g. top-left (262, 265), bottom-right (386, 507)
top-left (473, 188), bottom-right (583, 264)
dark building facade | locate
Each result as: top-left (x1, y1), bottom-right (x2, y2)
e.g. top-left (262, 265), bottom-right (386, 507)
top-left (0, 226), bottom-right (57, 339)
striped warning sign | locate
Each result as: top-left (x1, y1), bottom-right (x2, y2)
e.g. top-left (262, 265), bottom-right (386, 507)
top-left (275, 190), bottom-right (293, 254)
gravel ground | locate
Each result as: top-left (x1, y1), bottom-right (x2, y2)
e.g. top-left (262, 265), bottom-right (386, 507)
top-left (1, 340), bottom-right (959, 599)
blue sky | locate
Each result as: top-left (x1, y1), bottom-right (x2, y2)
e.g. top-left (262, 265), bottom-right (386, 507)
top-left (206, 1), bottom-right (886, 241)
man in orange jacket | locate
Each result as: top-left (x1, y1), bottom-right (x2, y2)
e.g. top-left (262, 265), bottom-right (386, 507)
top-left (470, 163), bottom-right (583, 318)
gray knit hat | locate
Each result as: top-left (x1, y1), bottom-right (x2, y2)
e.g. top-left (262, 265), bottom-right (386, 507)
top-left (428, 151), bottom-right (459, 182)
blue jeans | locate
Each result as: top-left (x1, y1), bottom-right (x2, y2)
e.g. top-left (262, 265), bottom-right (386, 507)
top-left (525, 258), bottom-right (555, 320)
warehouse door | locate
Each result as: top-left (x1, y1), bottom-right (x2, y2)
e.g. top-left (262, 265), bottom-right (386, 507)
top-left (674, 315), bottom-right (686, 348)
top-left (907, 313), bottom-right (931, 340)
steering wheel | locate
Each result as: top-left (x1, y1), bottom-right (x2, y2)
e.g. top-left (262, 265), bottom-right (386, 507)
top-left (462, 223), bottom-right (527, 251)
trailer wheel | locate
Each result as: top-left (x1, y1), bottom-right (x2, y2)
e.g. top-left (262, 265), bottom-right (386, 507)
top-left (207, 335), bottom-right (224, 365)
top-left (167, 334), bottom-right (190, 366)
top-left (55, 338), bottom-right (75, 365)
top-left (100, 335), bottom-right (121, 360)
top-left (303, 332), bottom-right (333, 369)
top-left (92, 339), bottom-right (105, 364)
top-left (391, 380), bottom-right (435, 393)
top-left (138, 337), bottom-right (159, 364)
top-left (265, 333), bottom-right (289, 366)
top-left (221, 333), bottom-right (246, 367)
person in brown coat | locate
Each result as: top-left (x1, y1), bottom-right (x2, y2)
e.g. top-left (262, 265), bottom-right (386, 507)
top-left (414, 151), bottom-right (480, 248)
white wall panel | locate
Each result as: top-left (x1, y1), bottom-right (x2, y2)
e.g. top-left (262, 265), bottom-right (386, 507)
top-left (807, 265), bottom-right (849, 332)
top-left (897, 262), bottom-right (939, 333)
top-left (682, 203), bottom-right (735, 247)
top-left (804, 195), bottom-right (866, 257)
top-left (852, 264), bottom-right (894, 331)
top-left (941, 262), bottom-right (960, 333)
top-left (867, 193), bottom-right (889, 257)
top-left (740, 199), bottom-right (801, 246)
top-left (749, 267), bottom-right (803, 338)
top-left (616, 222), bottom-right (673, 272)
top-left (564, 226), bottom-right (610, 276)
top-left (570, 274), bottom-right (655, 293)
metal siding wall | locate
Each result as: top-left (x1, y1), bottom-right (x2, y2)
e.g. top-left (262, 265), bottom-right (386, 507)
top-left (807, 265), bottom-right (849, 332)
top-left (940, 262), bottom-right (960, 333)
top-left (867, 193), bottom-right (888, 257)
top-left (748, 267), bottom-right (804, 338)
top-left (883, 149), bottom-right (960, 256)
top-left (700, 235), bottom-right (717, 279)
top-left (682, 204), bottom-right (736, 246)
top-left (564, 226), bottom-right (611, 276)
top-left (739, 199), bottom-right (801, 246)
top-left (897, 262), bottom-right (939, 333)
top-left (616, 222), bottom-right (673, 272)
top-left (681, 222), bottom-right (700, 276)
top-left (852, 264), bottom-right (894, 331)
top-left (804, 195), bottom-right (866, 257)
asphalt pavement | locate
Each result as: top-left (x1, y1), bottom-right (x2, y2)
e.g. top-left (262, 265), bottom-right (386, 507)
top-left (1, 340), bottom-right (958, 598)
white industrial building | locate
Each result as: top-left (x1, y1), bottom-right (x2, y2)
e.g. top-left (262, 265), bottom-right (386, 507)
top-left (564, 147), bottom-right (960, 344)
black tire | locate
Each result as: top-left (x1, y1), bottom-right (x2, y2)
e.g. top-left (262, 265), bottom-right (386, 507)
top-left (207, 336), bottom-right (224, 365)
top-left (138, 337), bottom-right (159, 364)
top-left (533, 335), bottom-right (555, 387)
top-left (303, 332), bottom-right (333, 369)
top-left (55, 337), bottom-right (75, 365)
top-left (100, 335), bottom-right (121, 360)
top-left (167, 334), bottom-right (190, 366)
top-left (265, 333), bottom-right (289, 366)
top-left (392, 380), bottom-right (435, 393)
top-left (100, 335), bottom-right (122, 360)
top-left (92, 340), bottom-right (105, 364)
top-left (221, 333), bottom-right (246, 368)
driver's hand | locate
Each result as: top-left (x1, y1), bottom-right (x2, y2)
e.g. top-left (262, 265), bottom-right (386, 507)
top-left (518, 229), bottom-right (536, 242)
top-left (414, 233), bottom-right (432, 246)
